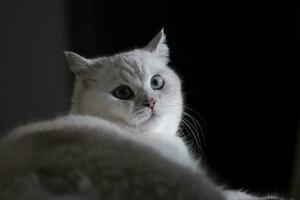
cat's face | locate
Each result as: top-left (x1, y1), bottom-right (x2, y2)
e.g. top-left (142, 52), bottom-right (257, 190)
top-left (66, 30), bottom-right (183, 134)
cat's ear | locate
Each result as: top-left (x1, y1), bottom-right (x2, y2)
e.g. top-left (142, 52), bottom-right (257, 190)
top-left (64, 51), bottom-right (94, 78)
top-left (144, 29), bottom-right (169, 59)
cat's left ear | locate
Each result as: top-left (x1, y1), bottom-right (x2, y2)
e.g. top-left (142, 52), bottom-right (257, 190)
top-left (144, 29), bottom-right (169, 60)
top-left (64, 51), bottom-right (94, 79)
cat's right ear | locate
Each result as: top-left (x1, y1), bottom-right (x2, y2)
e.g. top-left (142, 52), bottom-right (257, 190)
top-left (64, 51), bottom-right (94, 78)
top-left (144, 29), bottom-right (169, 61)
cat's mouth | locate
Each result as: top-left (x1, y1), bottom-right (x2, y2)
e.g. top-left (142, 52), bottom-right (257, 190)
top-left (136, 108), bottom-right (157, 124)
top-left (141, 111), bottom-right (161, 126)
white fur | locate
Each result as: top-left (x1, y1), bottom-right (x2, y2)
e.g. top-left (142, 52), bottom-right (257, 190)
top-left (5, 114), bottom-right (197, 171)
top-left (0, 115), bottom-right (225, 200)
top-left (63, 30), bottom-right (283, 200)
top-left (0, 30), bottom-right (283, 200)
top-left (65, 30), bottom-right (194, 170)
top-left (224, 190), bottom-right (284, 200)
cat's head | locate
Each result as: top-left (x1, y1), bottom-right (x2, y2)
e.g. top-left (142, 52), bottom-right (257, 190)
top-left (65, 29), bottom-right (183, 134)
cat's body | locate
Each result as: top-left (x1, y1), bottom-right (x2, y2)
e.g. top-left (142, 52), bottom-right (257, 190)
top-left (0, 115), bottom-right (224, 200)
top-left (0, 30), bottom-right (283, 200)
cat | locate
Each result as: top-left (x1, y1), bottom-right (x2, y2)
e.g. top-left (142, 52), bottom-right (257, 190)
top-left (0, 29), bottom-right (283, 200)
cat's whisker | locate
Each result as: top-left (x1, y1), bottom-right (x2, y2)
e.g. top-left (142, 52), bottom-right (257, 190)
top-left (185, 118), bottom-right (202, 151)
top-left (184, 122), bottom-right (202, 153)
top-left (184, 106), bottom-right (207, 125)
top-left (180, 117), bottom-right (202, 153)
top-left (183, 111), bottom-right (206, 146)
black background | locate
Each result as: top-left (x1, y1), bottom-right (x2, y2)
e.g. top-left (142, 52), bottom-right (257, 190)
top-left (0, 0), bottom-right (299, 196)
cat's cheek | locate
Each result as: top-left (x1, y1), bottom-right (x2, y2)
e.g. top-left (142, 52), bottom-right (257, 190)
top-left (108, 100), bottom-right (137, 124)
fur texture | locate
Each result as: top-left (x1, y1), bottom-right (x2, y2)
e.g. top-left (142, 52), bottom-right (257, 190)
top-left (0, 30), bottom-right (284, 200)
top-left (0, 115), bottom-right (225, 200)
top-left (65, 29), bottom-right (198, 170)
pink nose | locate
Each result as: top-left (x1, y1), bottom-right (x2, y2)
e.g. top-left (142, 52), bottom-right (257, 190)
top-left (143, 99), bottom-right (156, 109)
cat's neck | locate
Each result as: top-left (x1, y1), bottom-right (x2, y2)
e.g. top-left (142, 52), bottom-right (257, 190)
top-left (70, 108), bottom-right (180, 137)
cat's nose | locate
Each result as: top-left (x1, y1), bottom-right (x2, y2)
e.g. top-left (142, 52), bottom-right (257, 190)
top-left (143, 98), bottom-right (156, 109)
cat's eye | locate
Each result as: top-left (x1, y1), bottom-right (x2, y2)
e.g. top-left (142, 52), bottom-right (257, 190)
top-left (112, 85), bottom-right (134, 100)
top-left (151, 75), bottom-right (165, 90)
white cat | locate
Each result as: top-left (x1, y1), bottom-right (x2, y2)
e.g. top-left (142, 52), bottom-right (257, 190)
top-left (67, 29), bottom-right (198, 171)
top-left (0, 29), bottom-right (283, 200)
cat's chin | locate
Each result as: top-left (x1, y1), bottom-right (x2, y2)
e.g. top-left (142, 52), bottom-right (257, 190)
top-left (138, 111), bottom-right (161, 131)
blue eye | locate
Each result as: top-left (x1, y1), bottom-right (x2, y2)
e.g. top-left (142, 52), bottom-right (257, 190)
top-left (112, 85), bottom-right (134, 100)
top-left (151, 75), bottom-right (165, 90)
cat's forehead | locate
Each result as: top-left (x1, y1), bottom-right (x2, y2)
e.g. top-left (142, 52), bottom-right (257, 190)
top-left (115, 50), bottom-right (164, 74)
top-left (95, 50), bottom-right (166, 82)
